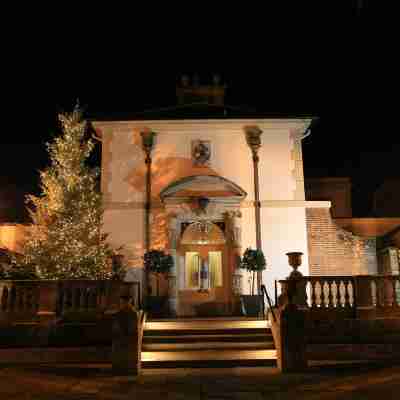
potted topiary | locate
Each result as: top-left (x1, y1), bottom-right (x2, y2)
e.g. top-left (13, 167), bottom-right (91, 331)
top-left (143, 249), bottom-right (173, 317)
top-left (239, 247), bottom-right (266, 317)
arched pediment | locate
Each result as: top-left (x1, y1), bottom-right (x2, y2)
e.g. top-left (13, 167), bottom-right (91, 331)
top-left (160, 175), bottom-right (247, 201)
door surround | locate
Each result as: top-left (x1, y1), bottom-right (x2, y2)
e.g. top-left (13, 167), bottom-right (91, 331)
top-left (160, 175), bottom-right (246, 316)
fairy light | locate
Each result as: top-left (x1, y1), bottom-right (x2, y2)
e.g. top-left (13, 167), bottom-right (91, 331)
top-left (21, 108), bottom-right (114, 280)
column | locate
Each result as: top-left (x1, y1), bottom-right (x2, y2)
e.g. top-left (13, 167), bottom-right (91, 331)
top-left (245, 126), bottom-right (263, 293)
top-left (167, 215), bottom-right (179, 316)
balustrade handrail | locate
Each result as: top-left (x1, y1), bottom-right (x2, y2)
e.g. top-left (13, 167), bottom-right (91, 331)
top-left (279, 276), bottom-right (355, 281)
top-left (277, 274), bottom-right (400, 314)
top-left (1, 280), bottom-right (143, 319)
top-left (261, 284), bottom-right (276, 322)
top-left (279, 275), bottom-right (400, 280)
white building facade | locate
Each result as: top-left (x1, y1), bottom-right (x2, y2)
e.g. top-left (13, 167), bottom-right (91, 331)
top-left (94, 118), bottom-right (322, 316)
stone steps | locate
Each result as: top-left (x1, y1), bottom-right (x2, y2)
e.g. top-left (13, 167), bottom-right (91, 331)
top-left (141, 318), bottom-right (277, 368)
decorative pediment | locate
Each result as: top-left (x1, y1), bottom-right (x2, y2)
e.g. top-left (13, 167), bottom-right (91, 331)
top-left (160, 175), bottom-right (247, 201)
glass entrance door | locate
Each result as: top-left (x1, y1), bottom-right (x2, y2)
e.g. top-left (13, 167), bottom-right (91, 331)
top-left (184, 250), bottom-right (223, 290)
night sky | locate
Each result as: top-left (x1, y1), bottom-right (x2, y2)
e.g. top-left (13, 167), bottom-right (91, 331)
top-left (1, 2), bottom-right (398, 221)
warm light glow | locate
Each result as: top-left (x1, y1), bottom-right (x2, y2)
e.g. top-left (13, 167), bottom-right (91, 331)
top-left (141, 349), bottom-right (277, 362)
top-left (144, 319), bottom-right (270, 331)
top-left (0, 224), bottom-right (27, 253)
top-left (181, 222), bottom-right (226, 245)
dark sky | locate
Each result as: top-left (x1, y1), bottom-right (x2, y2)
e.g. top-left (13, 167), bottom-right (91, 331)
top-left (1, 2), bottom-right (399, 220)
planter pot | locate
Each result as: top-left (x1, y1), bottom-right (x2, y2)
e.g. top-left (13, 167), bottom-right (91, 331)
top-left (240, 295), bottom-right (264, 317)
top-left (146, 296), bottom-right (168, 317)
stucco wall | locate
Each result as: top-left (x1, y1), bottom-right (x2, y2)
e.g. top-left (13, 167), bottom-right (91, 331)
top-left (262, 206), bottom-right (309, 299)
top-left (96, 119), bottom-right (312, 288)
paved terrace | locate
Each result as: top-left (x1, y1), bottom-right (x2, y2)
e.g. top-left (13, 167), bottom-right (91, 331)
top-left (1, 362), bottom-right (400, 400)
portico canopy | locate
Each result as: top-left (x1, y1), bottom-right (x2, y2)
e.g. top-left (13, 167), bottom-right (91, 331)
top-left (160, 175), bottom-right (247, 201)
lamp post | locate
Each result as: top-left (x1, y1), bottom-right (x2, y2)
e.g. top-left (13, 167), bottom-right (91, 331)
top-left (245, 126), bottom-right (263, 293)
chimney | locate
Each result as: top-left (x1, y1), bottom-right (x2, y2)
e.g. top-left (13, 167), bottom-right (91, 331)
top-left (176, 74), bottom-right (226, 106)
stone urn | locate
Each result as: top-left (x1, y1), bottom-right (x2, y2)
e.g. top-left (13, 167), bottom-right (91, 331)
top-left (285, 252), bottom-right (307, 307)
top-left (286, 252), bottom-right (303, 279)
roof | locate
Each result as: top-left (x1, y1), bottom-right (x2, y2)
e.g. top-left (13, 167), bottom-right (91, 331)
top-left (89, 102), bottom-right (315, 122)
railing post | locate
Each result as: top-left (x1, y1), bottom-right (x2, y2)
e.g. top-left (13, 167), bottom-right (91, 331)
top-left (112, 296), bottom-right (144, 377)
top-left (278, 279), bottom-right (307, 308)
top-left (271, 291), bottom-right (307, 373)
top-left (37, 281), bottom-right (58, 324)
top-left (354, 276), bottom-right (376, 319)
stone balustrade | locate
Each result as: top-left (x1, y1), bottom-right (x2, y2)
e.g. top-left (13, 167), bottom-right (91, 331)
top-left (0, 281), bottom-right (40, 322)
top-left (0, 280), bottom-right (141, 324)
top-left (272, 273), bottom-right (400, 372)
top-left (279, 275), bottom-right (400, 318)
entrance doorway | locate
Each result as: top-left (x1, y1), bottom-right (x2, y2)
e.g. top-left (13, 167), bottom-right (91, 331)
top-left (160, 175), bottom-right (247, 317)
top-left (178, 222), bottom-right (230, 316)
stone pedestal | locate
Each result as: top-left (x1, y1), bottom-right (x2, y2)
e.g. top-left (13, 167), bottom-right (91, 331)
top-left (112, 301), bottom-right (143, 376)
top-left (354, 276), bottom-right (376, 319)
top-left (271, 304), bottom-right (307, 373)
top-left (280, 306), bottom-right (307, 372)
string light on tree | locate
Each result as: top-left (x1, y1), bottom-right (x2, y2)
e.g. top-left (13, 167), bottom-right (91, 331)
top-left (21, 105), bottom-right (115, 279)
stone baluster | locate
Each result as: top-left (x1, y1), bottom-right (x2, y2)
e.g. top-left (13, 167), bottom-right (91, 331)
top-left (393, 277), bottom-right (399, 307)
top-left (37, 281), bottom-right (58, 324)
top-left (9, 286), bottom-right (16, 311)
top-left (310, 279), bottom-right (317, 308)
top-left (0, 282), bottom-right (10, 323)
top-left (343, 279), bottom-right (351, 308)
top-left (327, 279), bottom-right (334, 308)
top-left (1, 283), bottom-right (9, 311)
top-left (71, 287), bottom-right (78, 311)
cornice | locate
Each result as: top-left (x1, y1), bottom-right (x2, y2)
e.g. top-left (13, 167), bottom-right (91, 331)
top-left (93, 118), bottom-right (312, 134)
top-left (103, 199), bottom-right (332, 210)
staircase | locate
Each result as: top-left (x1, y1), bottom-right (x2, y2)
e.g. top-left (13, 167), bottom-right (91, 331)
top-left (141, 318), bottom-right (277, 368)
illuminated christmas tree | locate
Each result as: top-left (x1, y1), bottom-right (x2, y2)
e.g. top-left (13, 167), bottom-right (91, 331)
top-left (21, 106), bottom-right (114, 279)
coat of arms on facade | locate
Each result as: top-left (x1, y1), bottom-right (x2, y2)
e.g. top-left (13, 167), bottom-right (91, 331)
top-left (192, 140), bottom-right (211, 167)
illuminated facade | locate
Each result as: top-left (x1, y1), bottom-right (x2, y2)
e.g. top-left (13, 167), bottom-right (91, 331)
top-left (93, 115), bottom-right (317, 316)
